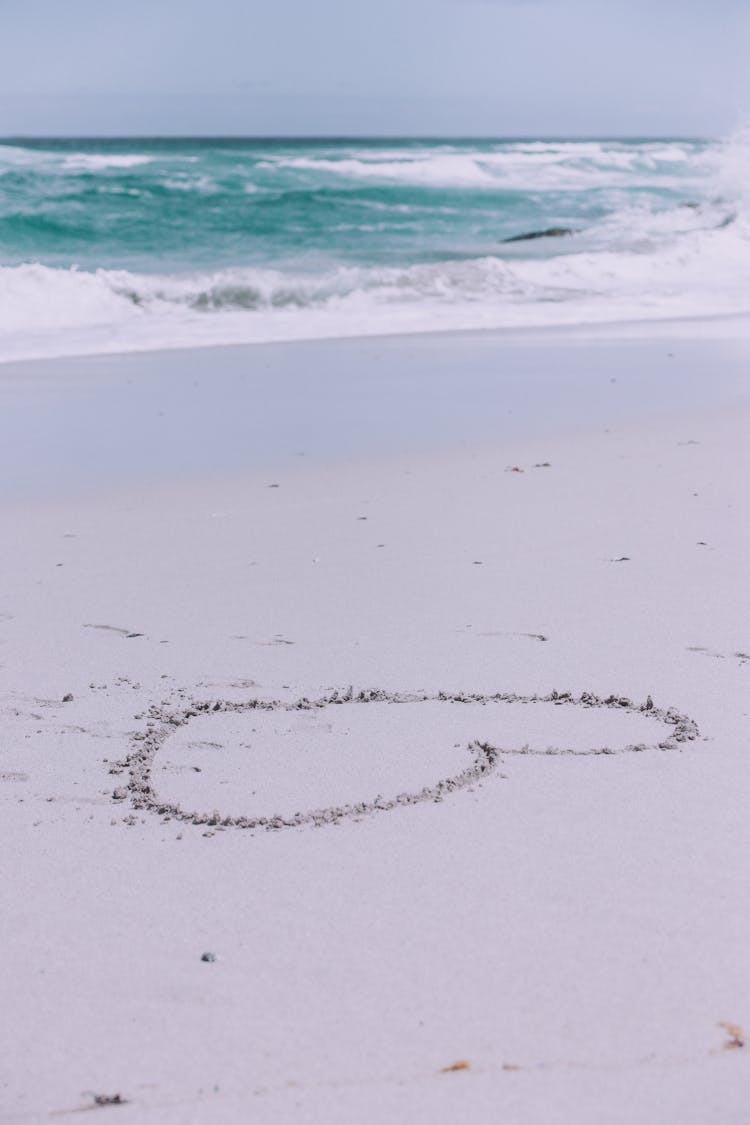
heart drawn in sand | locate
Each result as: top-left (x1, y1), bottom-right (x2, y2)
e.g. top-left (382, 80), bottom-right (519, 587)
top-left (119, 688), bottom-right (700, 833)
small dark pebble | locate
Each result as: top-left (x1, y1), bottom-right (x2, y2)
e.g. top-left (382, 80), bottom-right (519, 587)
top-left (201, 952), bottom-right (217, 963)
top-left (62, 693), bottom-right (74, 703)
top-left (93, 1093), bottom-right (128, 1106)
top-left (126, 632), bottom-right (144, 639)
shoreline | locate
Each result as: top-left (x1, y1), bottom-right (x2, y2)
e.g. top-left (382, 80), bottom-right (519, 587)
top-left (3, 306), bottom-right (750, 370)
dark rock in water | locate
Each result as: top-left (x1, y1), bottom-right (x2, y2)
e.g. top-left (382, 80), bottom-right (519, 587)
top-left (502, 226), bottom-right (574, 244)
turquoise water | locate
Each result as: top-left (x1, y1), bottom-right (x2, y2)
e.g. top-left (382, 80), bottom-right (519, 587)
top-left (0, 135), bottom-right (747, 359)
top-left (0, 136), bottom-right (713, 270)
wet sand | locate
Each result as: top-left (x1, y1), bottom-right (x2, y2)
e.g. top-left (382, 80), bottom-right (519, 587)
top-left (1, 326), bottom-right (749, 1122)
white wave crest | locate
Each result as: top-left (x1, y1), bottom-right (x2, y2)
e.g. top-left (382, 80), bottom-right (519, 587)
top-left (0, 144), bottom-right (62, 173)
top-left (0, 145), bottom-right (156, 175)
top-left (2, 207), bottom-right (750, 362)
top-left (263, 153), bottom-right (499, 188)
top-left (263, 140), bottom-right (705, 192)
top-left (62, 153), bottom-right (154, 171)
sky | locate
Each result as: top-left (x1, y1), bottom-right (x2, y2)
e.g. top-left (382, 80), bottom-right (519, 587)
top-left (0, 0), bottom-right (748, 137)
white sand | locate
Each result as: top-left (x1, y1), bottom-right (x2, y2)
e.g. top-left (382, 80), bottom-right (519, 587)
top-left (1, 326), bottom-right (749, 1122)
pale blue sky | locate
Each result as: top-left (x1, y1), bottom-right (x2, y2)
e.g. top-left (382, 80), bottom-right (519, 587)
top-left (0, 0), bottom-right (747, 136)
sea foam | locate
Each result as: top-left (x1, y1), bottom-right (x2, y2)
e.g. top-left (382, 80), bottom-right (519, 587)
top-left (1, 132), bottom-right (749, 361)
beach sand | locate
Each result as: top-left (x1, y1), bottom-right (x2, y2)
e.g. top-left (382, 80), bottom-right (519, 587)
top-left (1, 326), bottom-right (749, 1122)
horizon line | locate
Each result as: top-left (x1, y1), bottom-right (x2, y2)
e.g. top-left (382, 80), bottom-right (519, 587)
top-left (0, 132), bottom-right (713, 142)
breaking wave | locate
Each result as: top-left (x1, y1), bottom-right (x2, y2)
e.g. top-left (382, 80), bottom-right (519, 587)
top-left (1, 130), bottom-right (750, 361)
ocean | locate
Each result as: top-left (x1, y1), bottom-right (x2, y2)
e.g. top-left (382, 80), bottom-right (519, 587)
top-left (0, 134), bottom-right (748, 361)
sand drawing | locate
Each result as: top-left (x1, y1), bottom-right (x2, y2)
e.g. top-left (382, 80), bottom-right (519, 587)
top-left (119, 688), bottom-right (700, 832)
